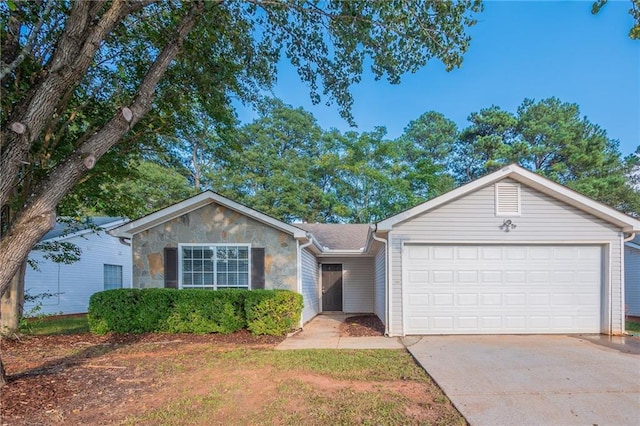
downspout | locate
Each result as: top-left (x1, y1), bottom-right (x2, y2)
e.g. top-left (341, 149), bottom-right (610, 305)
top-left (620, 232), bottom-right (636, 335)
top-left (297, 233), bottom-right (315, 329)
top-left (370, 224), bottom-right (389, 336)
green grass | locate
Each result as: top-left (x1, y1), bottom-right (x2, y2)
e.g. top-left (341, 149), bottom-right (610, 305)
top-left (124, 350), bottom-right (458, 426)
top-left (626, 320), bottom-right (640, 334)
top-left (21, 314), bottom-right (89, 335)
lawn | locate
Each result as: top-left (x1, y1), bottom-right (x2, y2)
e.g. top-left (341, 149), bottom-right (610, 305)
top-left (21, 314), bottom-right (90, 335)
top-left (626, 319), bottom-right (640, 334)
top-left (1, 316), bottom-right (465, 425)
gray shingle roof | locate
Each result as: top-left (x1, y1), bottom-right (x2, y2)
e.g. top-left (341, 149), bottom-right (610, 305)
top-left (294, 223), bottom-right (370, 251)
top-left (43, 217), bottom-right (126, 241)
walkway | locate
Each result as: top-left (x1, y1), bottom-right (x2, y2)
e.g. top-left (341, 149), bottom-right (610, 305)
top-left (276, 313), bottom-right (404, 350)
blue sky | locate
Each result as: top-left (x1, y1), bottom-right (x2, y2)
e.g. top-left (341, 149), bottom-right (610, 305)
top-left (236, 1), bottom-right (639, 156)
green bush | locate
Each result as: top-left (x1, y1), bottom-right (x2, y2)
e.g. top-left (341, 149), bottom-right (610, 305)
top-left (244, 290), bottom-right (303, 336)
top-left (165, 289), bottom-right (245, 334)
top-left (88, 288), bottom-right (302, 336)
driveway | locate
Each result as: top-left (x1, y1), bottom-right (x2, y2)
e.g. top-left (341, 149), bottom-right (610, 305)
top-left (407, 335), bottom-right (640, 425)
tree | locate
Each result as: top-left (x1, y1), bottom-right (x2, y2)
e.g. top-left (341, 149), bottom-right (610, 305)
top-left (592, 0), bottom-right (640, 39)
top-left (397, 111), bottom-right (458, 201)
top-left (334, 128), bottom-right (414, 222)
top-left (207, 98), bottom-right (340, 222)
top-left (453, 98), bottom-right (640, 214)
top-left (0, 0), bottom-right (482, 382)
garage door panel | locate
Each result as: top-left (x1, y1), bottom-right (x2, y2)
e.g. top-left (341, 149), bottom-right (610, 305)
top-left (403, 245), bottom-right (601, 334)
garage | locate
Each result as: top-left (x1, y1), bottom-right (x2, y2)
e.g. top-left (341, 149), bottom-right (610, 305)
top-left (403, 244), bottom-right (602, 334)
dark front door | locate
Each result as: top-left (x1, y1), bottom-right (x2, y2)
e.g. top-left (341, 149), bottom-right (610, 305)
top-left (322, 264), bottom-right (343, 311)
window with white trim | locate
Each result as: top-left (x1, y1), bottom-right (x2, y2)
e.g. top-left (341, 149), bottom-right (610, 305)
top-left (495, 182), bottom-right (521, 216)
top-left (104, 264), bottom-right (123, 290)
top-left (180, 245), bottom-right (250, 290)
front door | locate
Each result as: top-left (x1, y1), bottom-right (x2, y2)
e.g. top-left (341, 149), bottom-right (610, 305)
top-left (322, 264), bottom-right (343, 311)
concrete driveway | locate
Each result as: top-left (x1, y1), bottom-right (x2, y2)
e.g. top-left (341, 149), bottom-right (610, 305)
top-left (407, 335), bottom-right (640, 425)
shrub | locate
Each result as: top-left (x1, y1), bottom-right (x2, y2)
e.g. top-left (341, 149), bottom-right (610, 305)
top-left (88, 288), bottom-right (145, 334)
top-left (244, 290), bottom-right (303, 336)
top-left (88, 288), bottom-right (302, 336)
top-left (165, 289), bottom-right (245, 334)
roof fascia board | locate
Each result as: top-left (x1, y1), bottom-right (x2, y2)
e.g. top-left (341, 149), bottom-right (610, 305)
top-left (377, 164), bottom-right (640, 232)
top-left (377, 166), bottom-right (515, 230)
top-left (45, 218), bottom-right (128, 242)
top-left (506, 168), bottom-right (640, 232)
top-left (109, 191), bottom-right (307, 239)
top-left (626, 242), bottom-right (640, 250)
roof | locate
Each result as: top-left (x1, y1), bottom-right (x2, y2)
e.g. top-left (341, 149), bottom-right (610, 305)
top-left (626, 234), bottom-right (640, 250)
top-left (43, 217), bottom-right (127, 241)
top-left (109, 191), bottom-right (307, 240)
top-left (295, 223), bottom-right (370, 251)
top-left (377, 164), bottom-right (640, 233)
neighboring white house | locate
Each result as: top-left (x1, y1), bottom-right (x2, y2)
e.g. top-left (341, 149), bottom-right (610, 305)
top-left (625, 235), bottom-right (640, 318)
top-left (23, 217), bottom-right (132, 316)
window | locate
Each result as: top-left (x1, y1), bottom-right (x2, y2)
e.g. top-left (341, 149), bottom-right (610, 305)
top-left (495, 182), bottom-right (521, 216)
top-left (180, 245), bottom-right (250, 290)
top-left (104, 264), bottom-right (123, 290)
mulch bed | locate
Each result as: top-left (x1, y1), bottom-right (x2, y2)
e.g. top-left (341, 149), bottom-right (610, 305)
top-left (0, 330), bottom-right (284, 423)
top-left (340, 314), bottom-right (385, 337)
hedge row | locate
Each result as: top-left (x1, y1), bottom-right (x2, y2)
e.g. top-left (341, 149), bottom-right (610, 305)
top-left (87, 288), bottom-right (303, 336)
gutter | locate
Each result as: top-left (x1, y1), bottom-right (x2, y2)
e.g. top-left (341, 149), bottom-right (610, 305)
top-left (370, 224), bottom-right (390, 336)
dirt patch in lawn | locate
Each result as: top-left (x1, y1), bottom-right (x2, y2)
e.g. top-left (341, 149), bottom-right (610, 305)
top-left (1, 331), bottom-right (464, 425)
top-left (341, 314), bottom-right (385, 336)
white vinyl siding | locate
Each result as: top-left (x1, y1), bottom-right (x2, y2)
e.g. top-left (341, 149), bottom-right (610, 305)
top-left (374, 244), bottom-right (386, 324)
top-left (321, 257), bottom-right (375, 313)
top-left (625, 245), bottom-right (640, 317)
top-left (389, 178), bottom-right (622, 336)
top-left (24, 228), bottom-right (132, 315)
top-left (301, 248), bottom-right (320, 323)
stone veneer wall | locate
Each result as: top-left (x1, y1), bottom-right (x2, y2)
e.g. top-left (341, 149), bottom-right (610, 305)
top-left (132, 202), bottom-right (298, 290)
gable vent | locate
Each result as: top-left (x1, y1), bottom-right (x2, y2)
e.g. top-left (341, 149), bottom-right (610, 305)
top-left (495, 182), bottom-right (521, 216)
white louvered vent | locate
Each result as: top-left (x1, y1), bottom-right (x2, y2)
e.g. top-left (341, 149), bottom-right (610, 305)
top-left (495, 182), bottom-right (521, 216)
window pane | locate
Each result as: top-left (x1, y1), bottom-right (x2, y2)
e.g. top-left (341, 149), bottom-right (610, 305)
top-left (203, 273), bottom-right (214, 286)
top-left (238, 247), bottom-right (248, 259)
top-left (193, 259), bottom-right (203, 272)
top-left (217, 273), bottom-right (227, 286)
top-left (104, 264), bottom-right (123, 290)
top-left (183, 273), bottom-right (192, 285)
top-left (193, 274), bottom-right (203, 286)
top-left (239, 260), bottom-right (248, 273)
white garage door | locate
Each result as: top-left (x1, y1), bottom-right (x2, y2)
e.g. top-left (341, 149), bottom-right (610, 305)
top-left (403, 245), bottom-right (602, 334)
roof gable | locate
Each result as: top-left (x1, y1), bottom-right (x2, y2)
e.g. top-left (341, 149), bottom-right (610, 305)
top-left (109, 191), bottom-right (307, 239)
top-left (376, 164), bottom-right (640, 232)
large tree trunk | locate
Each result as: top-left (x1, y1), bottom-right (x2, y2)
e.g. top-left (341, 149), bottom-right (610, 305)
top-left (0, 261), bottom-right (26, 335)
top-left (0, 3), bottom-right (202, 387)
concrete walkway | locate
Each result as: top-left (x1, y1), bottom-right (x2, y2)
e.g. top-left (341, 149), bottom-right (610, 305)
top-left (407, 335), bottom-right (640, 426)
top-left (276, 313), bottom-right (404, 350)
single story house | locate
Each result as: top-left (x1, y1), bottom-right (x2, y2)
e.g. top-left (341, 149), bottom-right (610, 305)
top-left (625, 235), bottom-right (640, 318)
top-left (110, 164), bottom-right (640, 335)
top-left (24, 217), bottom-right (132, 316)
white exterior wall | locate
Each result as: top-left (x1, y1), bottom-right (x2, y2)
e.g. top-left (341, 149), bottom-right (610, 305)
top-left (24, 231), bottom-right (132, 315)
top-left (301, 248), bottom-right (320, 323)
top-left (373, 244), bottom-right (386, 324)
top-left (389, 178), bottom-right (622, 336)
top-left (321, 257), bottom-right (375, 313)
top-left (625, 245), bottom-right (640, 317)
